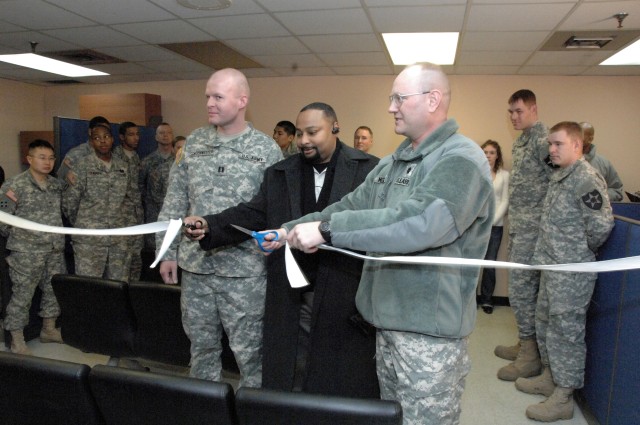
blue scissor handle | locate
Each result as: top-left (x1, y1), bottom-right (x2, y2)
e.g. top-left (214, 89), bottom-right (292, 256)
top-left (252, 230), bottom-right (279, 253)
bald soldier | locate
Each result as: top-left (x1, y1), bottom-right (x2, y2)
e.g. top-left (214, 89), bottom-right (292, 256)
top-left (157, 68), bottom-right (282, 386)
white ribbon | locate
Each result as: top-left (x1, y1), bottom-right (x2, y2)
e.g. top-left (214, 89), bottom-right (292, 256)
top-left (0, 210), bottom-right (180, 268)
top-left (284, 243), bottom-right (640, 288)
top-left (3, 211), bottom-right (639, 288)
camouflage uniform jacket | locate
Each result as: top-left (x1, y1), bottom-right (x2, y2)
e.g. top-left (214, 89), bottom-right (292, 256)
top-left (281, 141), bottom-right (299, 158)
top-left (157, 124), bottom-right (283, 276)
top-left (57, 142), bottom-right (93, 183)
top-left (533, 158), bottom-right (613, 265)
top-left (139, 148), bottom-right (174, 223)
top-left (508, 121), bottom-right (553, 233)
top-left (62, 153), bottom-right (138, 247)
top-left (113, 145), bottom-right (143, 225)
top-left (0, 170), bottom-right (65, 252)
top-left (285, 119), bottom-right (495, 338)
top-left (584, 145), bottom-right (624, 202)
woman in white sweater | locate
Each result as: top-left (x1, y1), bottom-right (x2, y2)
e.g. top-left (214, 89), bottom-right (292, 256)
top-left (479, 140), bottom-right (509, 314)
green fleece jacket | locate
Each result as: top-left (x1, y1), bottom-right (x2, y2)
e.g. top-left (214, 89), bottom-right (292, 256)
top-left (285, 119), bottom-right (494, 338)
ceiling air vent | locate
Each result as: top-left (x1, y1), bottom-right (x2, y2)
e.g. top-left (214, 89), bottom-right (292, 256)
top-left (44, 49), bottom-right (124, 65)
top-left (541, 31), bottom-right (640, 52)
top-left (564, 36), bottom-right (614, 49)
top-left (46, 79), bottom-right (83, 85)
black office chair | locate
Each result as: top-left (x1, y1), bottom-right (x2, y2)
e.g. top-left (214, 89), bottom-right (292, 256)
top-left (0, 351), bottom-right (103, 425)
top-left (89, 364), bottom-right (237, 425)
top-left (235, 387), bottom-right (403, 425)
top-left (128, 281), bottom-right (191, 366)
top-left (51, 274), bottom-right (137, 362)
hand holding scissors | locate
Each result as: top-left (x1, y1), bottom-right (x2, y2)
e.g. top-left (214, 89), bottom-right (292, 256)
top-left (183, 216), bottom-right (207, 240)
top-left (231, 224), bottom-right (280, 253)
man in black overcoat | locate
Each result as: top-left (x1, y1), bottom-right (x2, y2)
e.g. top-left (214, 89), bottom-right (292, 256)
top-left (184, 102), bottom-right (379, 398)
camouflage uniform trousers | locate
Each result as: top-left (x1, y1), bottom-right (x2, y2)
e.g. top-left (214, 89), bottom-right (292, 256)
top-left (73, 241), bottom-right (131, 283)
top-left (181, 270), bottom-right (265, 388)
top-left (4, 250), bottom-right (64, 331)
top-left (508, 231), bottom-right (541, 340)
top-left (127, 235), bottom-right (144, 281)
top-left (535, 270), bottom-right (596, 389)
top-left (376, 330), bottom-right (470, 425)
top-left (143, 203), bottom-right (162, 250)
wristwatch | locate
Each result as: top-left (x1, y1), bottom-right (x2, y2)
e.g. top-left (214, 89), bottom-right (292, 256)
top-left (318, 220), bottom-right (332, 245)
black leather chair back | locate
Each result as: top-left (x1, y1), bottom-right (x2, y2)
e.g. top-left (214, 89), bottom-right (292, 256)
top-left (89, 364), bottom-right (237, 425)
top-left (0, 351), bottom-right (103, 425)
top-left (235, 387), bottom-right (402, 425)
top-left (128, 281), bottom-right (191, 366)
top-left (51, 274), bottom-right (136, 357)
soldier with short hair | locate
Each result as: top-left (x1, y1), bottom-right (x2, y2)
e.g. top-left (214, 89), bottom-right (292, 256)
top-left (516, 121), bottom-right (613, 422)
top-left (114, 121), bottom-right (143, 281)
top-left (1, 140), bottom-right (65, 355)
top-left (139, 122), bottom-right (175, 249)
top-left (62, 122), bottom-right (139, 283)
top-left (496, 89), bottom-right (554, 381)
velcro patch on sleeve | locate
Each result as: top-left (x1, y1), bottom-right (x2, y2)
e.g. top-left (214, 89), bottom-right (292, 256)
top-left (581, 190), bottom-right (603, 210)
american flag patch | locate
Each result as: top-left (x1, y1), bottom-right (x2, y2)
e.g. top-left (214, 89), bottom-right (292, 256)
top-left (4, 189), bottom-right (17, 203)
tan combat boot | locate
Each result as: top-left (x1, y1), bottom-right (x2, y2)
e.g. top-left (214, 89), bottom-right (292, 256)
top-left (515, 366), bottom-right (556, 397)
top-left (10, 329), bottom-right (32, 355)
top-left (497, 338), bottom-right (542, 381)
top-left (494, 340), bottom-right (521, 361)
top-left (526, 386), bottom-right (574, 422)
top-left (40, 317), bottom-right (63, 343)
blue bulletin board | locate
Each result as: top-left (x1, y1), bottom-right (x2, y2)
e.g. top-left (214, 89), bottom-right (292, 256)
top-left (53, 116), bottom-right (158, 173)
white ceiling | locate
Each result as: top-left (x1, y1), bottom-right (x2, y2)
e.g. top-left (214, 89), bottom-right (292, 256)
top-left (1, 0), bottom-right (639, 85)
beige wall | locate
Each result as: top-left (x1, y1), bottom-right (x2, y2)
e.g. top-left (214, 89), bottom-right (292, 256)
top-left (0, 79), bottom-right (47, 177)
top-left (3, 73), bottom-right (640, 297)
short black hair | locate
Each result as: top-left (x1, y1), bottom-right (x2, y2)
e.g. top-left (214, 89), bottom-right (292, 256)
top-left (119, 121), bottom-right (138, 136)
top-left (89, 116), bottom-right (110, 129)
top-left (299, 102), bottom-right (338, 123)
top-left (276, 120), bottom-right (295, 136)
top-left (28, 139), bottom-right (54, 153)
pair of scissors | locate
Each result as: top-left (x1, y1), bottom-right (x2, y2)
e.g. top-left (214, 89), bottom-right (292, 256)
top-left (231, 224), bottom-right (279, 253)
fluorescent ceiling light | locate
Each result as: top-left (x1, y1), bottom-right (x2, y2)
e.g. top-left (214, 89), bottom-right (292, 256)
top-left (0, 53), bottom-right (108, 77)
top-left (382, 32), bottom-right (459, 65)
top-left (600, 39), bottom-right (640, 65)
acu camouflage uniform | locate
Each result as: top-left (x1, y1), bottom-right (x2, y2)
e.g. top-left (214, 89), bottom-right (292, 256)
top-left (139, 149), bottom-right (174, 249)
top-left (63, 152), bottom-right (138, 283)
top-left (157, 124), bottom-right (282, 386)
top-left (533, 158), bottom-right (613, 389)
top-left (281, 141), bottom-right (299, 158)
top-left (56, 142), bottom-right (93, 183)
top-left (508, 121), bottom-right (553, 340)
top-left (113, 145), bottom-right (144, 281)
top-left (0, 171), bottom-right (65, 331)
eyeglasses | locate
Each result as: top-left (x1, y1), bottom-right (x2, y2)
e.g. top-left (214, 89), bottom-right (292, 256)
top-left (389, 91), bottom-right (431, 106)
top-left (91, 134), bottom-right (113, 142)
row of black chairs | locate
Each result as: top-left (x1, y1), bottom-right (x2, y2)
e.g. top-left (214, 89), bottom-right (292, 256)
top-left (0, 351), bottom-right (402, 425)
top-left (51, 274), bottom-right (191, 366)
top-left (49, 274), bottom-right (236, 373)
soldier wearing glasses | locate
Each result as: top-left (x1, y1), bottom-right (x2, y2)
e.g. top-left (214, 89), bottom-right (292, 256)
top-left (1, 140), bottom-right (65, 355)
top-left (63, 121), bottom-right (140, 282)
top-left (280, 63), bottom-right (494, 424)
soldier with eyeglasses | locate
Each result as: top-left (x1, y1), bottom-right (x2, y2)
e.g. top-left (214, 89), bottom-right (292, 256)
top-left (276, 63), bottom-right (494, 425)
